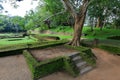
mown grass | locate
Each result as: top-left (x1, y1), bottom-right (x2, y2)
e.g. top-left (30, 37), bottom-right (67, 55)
top-left (0, 37), bottom-right (37, 46)
top-left (0, 36), bottom-right (38, 52)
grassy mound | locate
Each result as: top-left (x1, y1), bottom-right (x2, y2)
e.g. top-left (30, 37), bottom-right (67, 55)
top-left (98, 44), bottom-right (120, 55)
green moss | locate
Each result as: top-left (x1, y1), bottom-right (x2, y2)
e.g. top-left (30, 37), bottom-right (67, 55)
top-left (23, 50), bottom-right (38, 78)
top-left (23, 49), bottom-right (79, 80)
top-left (0, 43), bottom-right (27, 52)
top-left (23, 50), bottom-right (65, 79)
top-left (34, 58), bottom-right (64, 79)
top-left (81, 50), bottom-right (96, 66)
top-left (23, 44), bottom-right (80, 79)
top-left (63, 57), bottom-right (79, 77)
top-left (65, 45), bottom-right (96, 66)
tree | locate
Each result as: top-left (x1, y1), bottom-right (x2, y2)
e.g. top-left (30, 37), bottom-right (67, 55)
top-left (61, 0), bottom-right (90, 46)
top-left (43, 0), bottom-right (71, 28)
top-left (25, 9), bottom-right (42, 30)
top-left (10, 16), bottom-right (25, 29)
top-left (88, 0), bottom-right (120, 30)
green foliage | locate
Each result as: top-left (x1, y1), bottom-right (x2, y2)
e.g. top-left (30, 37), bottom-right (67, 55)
top-left (25, 19), bottom-right (35, 30)
top-left (42, 26), bottom-right (120, 40)
top-left (82, 27), bottom-right (120, 39)
top-left (88, 0), bottom-right (120, 29)
top-left (114, 18), bottom-right (120, 29)
top-left (44, 0), bottom-right (63, 13)
top-left (44, 0), bottom-right (70, 27)
top-left (50, 26), bottom-right (73, 33)
top-left (10, 16), bottom-right (25, 29)
top-left (107, 36), bottom-right (120, 40)
top-left (0, 15), bottom-right (26, 32)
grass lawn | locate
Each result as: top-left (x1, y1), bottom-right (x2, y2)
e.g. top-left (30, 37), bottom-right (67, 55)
top-left (0, 33), bottom-right (14, 36)
top-left (0, 37), bottom-right (37, 46)
top-left (0, 36), bottom-right (38, 52)
top-left (38, 26), bottom-right (120, 50)
top-left (83, 27), bottom-right (120, 39)
top-left (39, 34), bottom-right (73, 40)
top-left (49, 26), bottom-right (120, 39)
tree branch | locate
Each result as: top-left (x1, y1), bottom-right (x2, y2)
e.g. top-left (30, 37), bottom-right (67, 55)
top-left (78, 0), bottom-right (90, 18)
top-left (62, 0), bottom-right (77, 18)
top-left (43, 10), bottom-right (66, 21)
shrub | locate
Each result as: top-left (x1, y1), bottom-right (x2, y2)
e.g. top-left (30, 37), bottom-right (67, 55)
top-left (107, 36), bottom-right (120, 40)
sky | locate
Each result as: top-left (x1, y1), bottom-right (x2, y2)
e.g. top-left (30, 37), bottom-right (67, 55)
top-left (0, 0), bottom-right (39, 17)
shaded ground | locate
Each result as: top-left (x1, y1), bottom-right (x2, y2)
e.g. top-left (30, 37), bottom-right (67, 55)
top-left (40, 48), bottom-right (120, 80)
top-left (0, 55), bottom-right (32, 80)
top-left (29, 45), bottom-right (77, 61)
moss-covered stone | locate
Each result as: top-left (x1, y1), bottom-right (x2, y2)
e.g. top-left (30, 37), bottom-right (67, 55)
top-left (65, 45), bottom-right (96, 66)
top-left (23, 43), bottom-right (96, 80)
top-left (63, 57), bottom-right (79, 77)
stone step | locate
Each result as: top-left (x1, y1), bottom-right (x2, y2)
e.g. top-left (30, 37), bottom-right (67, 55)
top-left (69, 52), bottom-right (80, 58)
top-left (74, 58), bottom-right (83, 64)
top-left (80, 66), bottom-right (93, 74)
top-left (78, 63), bottom-right (89, 70)
top-left (76, 61), bottom-right (87, 68)
top-left (72, 56), bottom-right (82, 61)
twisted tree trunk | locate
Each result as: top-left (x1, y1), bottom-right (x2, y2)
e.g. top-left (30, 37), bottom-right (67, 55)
top-left (69, 11), bottom-right (87, 46)
top-left (96, 17), bottom-right (104, 31)
top-left (62, 0), bottom-right (90, 46)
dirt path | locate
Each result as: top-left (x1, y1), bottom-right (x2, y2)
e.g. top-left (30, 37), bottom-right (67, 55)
top-left (40, 48), bottom-right (120, 80)
top-left (0, 55), bottom-right (32, 80)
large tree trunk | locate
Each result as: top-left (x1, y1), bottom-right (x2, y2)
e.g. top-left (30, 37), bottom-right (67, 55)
top-left (68, 8), bottom-right (87, 46)
top-left (96, 17), bottom-right (103, 30)
top-left (62, 0), bottom-right (89, 46)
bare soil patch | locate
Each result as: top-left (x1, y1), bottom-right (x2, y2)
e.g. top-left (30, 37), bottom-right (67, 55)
top-left (0, 55), bottom-right (32, 80)
top-left (40, 48), bottom-right (120, 80)
top-left (29, 45), bottom-right (78, 61)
